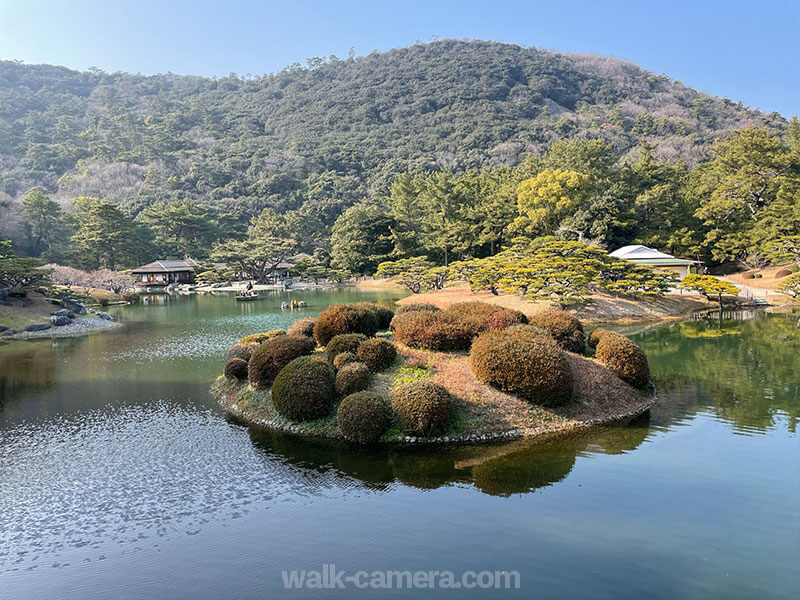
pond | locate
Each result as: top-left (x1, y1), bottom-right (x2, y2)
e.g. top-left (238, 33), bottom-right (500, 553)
top-left (0, 292), bottom-right (798, 599)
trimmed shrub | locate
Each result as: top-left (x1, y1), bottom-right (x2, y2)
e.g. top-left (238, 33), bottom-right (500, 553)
top-left (774, 268), bottom-right (792, 278)
top-left (287, 317), bottom-right (316, 338)
top-left (444, 301), bottom-right (527, 333)
top-left (325, 333), bottom-right (368, 362)
top-left (225, 341), bottom-right (259, 362)
top-left (247, 335), bottom-right (316, 388)
top-left (335, 361), bottom-right (372, 396)
top-left (224, 358), bottom-right (249, 380)
top-left (390, 303), bottom-right (440, 330)
top-left (272, 356), bottom-right (336, 421)
top-left (333, 351), bottom-right (358, 370)
top-left (754, 273), bottom-right (763, 278)
top-left (314, 304), bottom-right (379, 346)
top-left (357, 338), bottom-right (397, 371)
top-left (239, 329), bottom-right (286, 345)
top-left (353, 301), bottom-right (394, 330)
top-left (391, 380), bottom-right (452, 436)
top-left (392, 310), bottom-right (474, 351)
top-left (594, 332), bottom-right (650, 389)
top-left (337, 391), bottom-right (392, 443)
top-left (587, 329), bottom-right (614, 349)
top-left (504, 324), bottom-right (548, 344)
top-left (470, 330), bottom-right (573, 406)
top-left (528, 311), bottom-right (586, 354)
top-left (742, 272), bottom-right (755, 279)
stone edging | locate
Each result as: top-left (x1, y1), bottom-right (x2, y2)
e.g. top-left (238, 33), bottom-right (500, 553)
top-left (218, 382), bottom-right (659, 446)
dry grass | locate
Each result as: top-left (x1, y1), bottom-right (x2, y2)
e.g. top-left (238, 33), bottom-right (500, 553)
top-left (0, 292), bottom-right (58, 329)
top-left (396, 284), bottom-right (707, 323)
top-left (356, 278), bottom-right (407, 292)
top-left (725, 265), bottom-right (795, 290)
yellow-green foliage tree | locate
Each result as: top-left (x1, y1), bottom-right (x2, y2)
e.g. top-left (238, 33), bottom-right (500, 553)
top-left (375, 256), bottom-right (448, 293)
top-left (680, 274), bottom-right (740, 310)
top-left (515, 170), bottom-right (590, 236)
top-left (777, 273), bottom-right (800, 298)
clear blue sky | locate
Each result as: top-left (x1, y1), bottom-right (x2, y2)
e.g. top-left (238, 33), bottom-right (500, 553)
top-left (0, 0), bottom-right (797, 116)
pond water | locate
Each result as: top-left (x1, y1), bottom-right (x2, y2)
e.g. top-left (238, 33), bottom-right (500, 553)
top-left (0, 292), bottom-right (798, 599)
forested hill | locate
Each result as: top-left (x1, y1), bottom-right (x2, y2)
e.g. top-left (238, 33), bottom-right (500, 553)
top-left (0, 39), bottom-right (785, 221)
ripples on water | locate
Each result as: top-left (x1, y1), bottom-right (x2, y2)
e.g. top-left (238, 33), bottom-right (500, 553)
top-left (0, 402), bottom-right (363, 572)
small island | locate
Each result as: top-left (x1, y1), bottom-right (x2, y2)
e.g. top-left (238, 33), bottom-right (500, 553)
top-left (212, 301), bottom-right (656, 445)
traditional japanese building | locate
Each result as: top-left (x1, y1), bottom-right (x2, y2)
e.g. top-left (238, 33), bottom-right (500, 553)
top-left (130, 259), bottom-right (200, 290)
top-left (609, 245), bottom-right (702, 279)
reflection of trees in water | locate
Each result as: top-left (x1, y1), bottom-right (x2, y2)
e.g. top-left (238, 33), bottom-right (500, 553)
top-left (247, 418), bottom-right (652, 497)
top-left (636, 314), bottom-right (799, 432)
top-left (0, 340), bottom-right (61, 403)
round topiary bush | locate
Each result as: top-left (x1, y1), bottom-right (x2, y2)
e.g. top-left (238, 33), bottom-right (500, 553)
top-left (247, 334), bottom-right (317, 388)
top-left (223, 357), bottom-right (249, 380)
top-left (774, 268), bottom-right (792, 278)
top-left (335, 361), bottom-right (372, 396)
top-left (470, 330), bottom-right (573, 406)
top-left (357, 338), bottom-right (397, 371)
top-left (287, 317), bottom-right (316, 338)
top-left (594, 332), bottom-right (650, 388)
top-left (390, 380), bottom-right (452, 436)
top-left (272, 356), bottom-right (336, 421)
top-left (337, 391), bottom-right (392, 443)
top-left (392, 310), bottom-right (474, 351)
top-left (587, 328), bottom-right (614, 349)
top-left (444, 302), bottom-right (527, 333)
top-left (391, 304), bottom-right (441, 329)
top-left (325, 333), bottom-right (368, 362)
top-left (313, 304), bottom-right (380, 346)
top-left (528, 311), bottom-right (586, 354)
top-left (353, 302), bottom-right (394, 330)
top-left (225, 341), bottom-right (259, 362)
top-left (742, 272), bottom-right (755, 279)
top-left (333, 351), bottom-right (358, 370)
top-left (239, 329), bottom-right (286, 345)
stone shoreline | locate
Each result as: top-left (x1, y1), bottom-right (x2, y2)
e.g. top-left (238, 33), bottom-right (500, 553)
top-left (214, 379), bottom-right (658, 446)
top-left (1, 317), bottom-right (121, 340)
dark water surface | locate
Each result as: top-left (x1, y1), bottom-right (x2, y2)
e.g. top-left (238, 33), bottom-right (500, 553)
top-left (1, 293), bottom-right (798, 599)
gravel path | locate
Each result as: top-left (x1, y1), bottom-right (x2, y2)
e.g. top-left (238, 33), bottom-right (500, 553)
top-left (2, 317), bottom-right (121, 340)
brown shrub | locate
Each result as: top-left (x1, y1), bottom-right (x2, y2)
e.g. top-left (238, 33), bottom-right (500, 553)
top-left (390, 380), bottom-right (452, 436)
top-left (225, 341), bottom-right (259, 362)
top-left (587, 328), bottom-right (615, 349)
top-left (335, 362), bottom-right (372, 396)
top-left (333, 352), bottom-right (358, 370)
top-left (391, 304), bottom-right (441, 329)
top-left (247, 335), bottom-right (317, 388)
top-left (357, 338), bottom-right (398, 371)
top-left (239, 329), bottom-right (286, 345)
top-left (325, 333), bottom-right (368, 362)
top-left (470, 330), bottom-right (573, 406)
top-left (528, 311), bottom-right (586, 354)
top-left (314, 304), bottom-right (379, 346)
top-left (353, 301), bottom-right (394, 330)
top-left (272, 356), bottom-right (336, 421)
top-left (444, 301), bottom-right (527, 333)
top-left (774, 269), bottom-right (792, 278)
top-left (223, 358), bottom-right (248, 380)
top-left (594, 332), bottom-right (650, 388)
top-left (287, 317), bottom-right (316, 338)
top-left (337, 391), bottom-right (392, 443)
top-left (392, 310), bottom-right (474, 351)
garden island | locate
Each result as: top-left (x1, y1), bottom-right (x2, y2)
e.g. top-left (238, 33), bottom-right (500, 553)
top-left (213, 300), bottom-right (655, 444)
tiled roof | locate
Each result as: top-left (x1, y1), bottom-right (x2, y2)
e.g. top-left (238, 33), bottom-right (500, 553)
top-left (131, 259), bottom-right (198, 273)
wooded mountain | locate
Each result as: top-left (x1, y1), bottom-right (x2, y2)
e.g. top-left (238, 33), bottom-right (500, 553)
top-left (0, 39), bottom-right (786, 227)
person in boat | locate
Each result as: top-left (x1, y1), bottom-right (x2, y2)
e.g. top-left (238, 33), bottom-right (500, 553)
top-left (281, 301), bottom-right (289, 309)
top-left (246, 281), bottom-right (253, 292)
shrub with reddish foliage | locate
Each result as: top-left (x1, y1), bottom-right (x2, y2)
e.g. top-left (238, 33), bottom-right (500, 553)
top-left (272, 356), bottom-right (336, 421)
top-left (391, 380), bottom-right (452, 436)
top-left (333, 351), bottom-right (358, 370)
top-left (287, 317), bottom-right (316, 338)
top-left (247, 335), bottom-right (317, 388)
top-left (774, 269), bottom-right (792, 278)
top-left (444, 302), bottom-right (527, 334)
top-left (528, 311), bottom-right (586, 354)
top-left (325, 333), bottom-right (368, 362)
top-left (313, 304), bottom-right (380, 346)
top-left (225, 341), bottom-right (259, 362)
top-left (224, 357), bottom-right (248, 380)
top-left (470, 329), bottom-right (573, 406)
top-left (391, 304), bottom-right (441, 329)
top-left (239, 330), bottom-right (286, 345)
top-left (337, 391), bottom-right (392, 443)
top-left (357, 338), bottom-right (397, 371)
top-left (335, 361), bottom-right (372, 396)
top-left (594, 332), bottom-right (650, 388)
top-left (392, 310), bottom-right (474, 351)
top-left (353, 302), bottom-right (394, 330)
